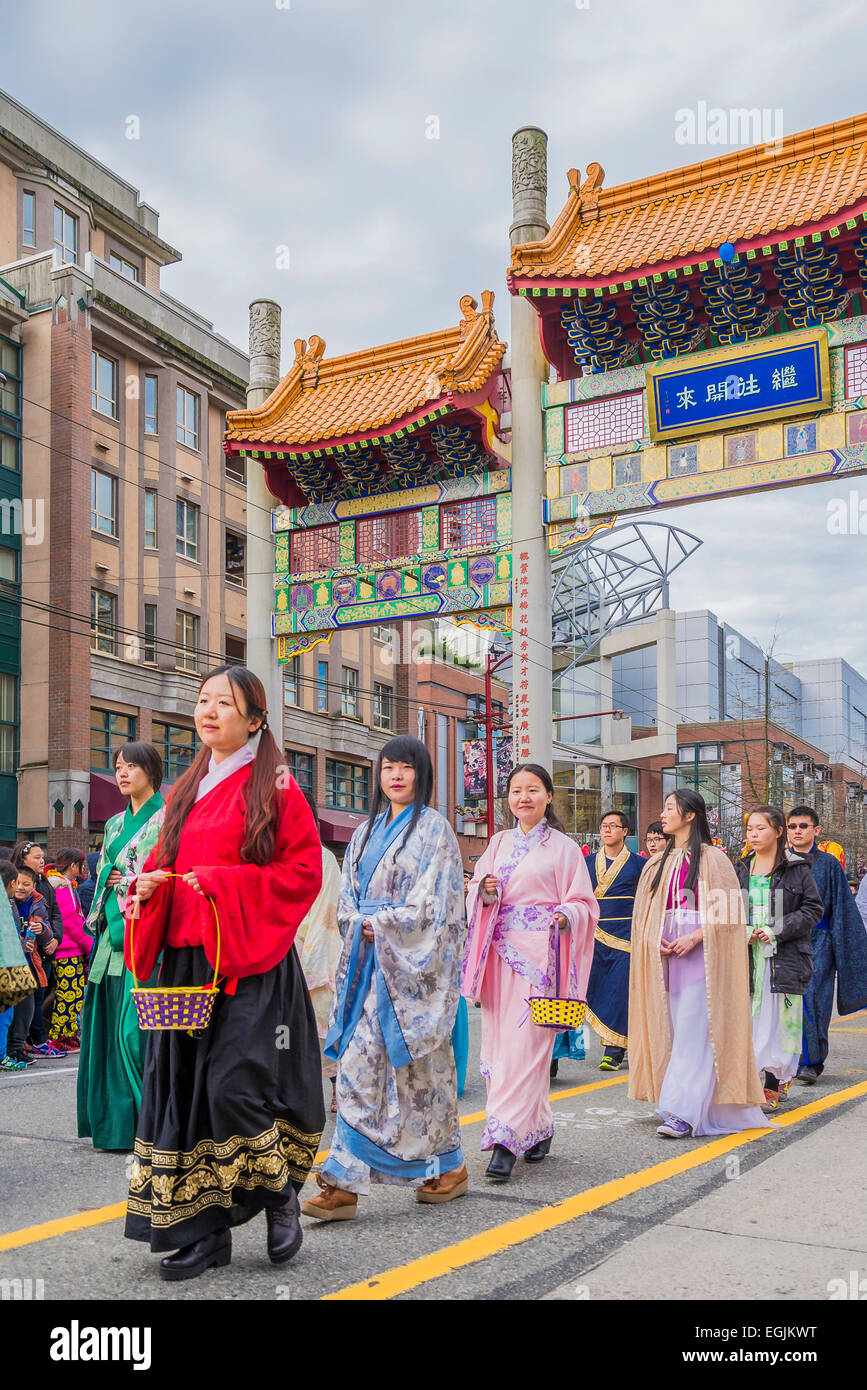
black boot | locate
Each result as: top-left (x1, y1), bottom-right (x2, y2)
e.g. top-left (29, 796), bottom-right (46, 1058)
top-left (485, 1144), bottom-right (516, 1181)
top-left (524, 1136), bottom-right (552, 1163)
top-left (266, 1188), bottom-right (303, 1265)
top-left (159, 1228), bottom-right (231, 1282)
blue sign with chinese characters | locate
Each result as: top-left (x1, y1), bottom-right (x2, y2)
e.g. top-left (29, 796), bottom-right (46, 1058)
top-left (646, 329), bottom-right (830, 442)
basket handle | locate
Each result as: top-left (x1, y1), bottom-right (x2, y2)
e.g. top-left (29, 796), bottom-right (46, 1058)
top-left (550, 917), bottom-right (561, 998)
top-left (129, 871), bottom-right (220, 991)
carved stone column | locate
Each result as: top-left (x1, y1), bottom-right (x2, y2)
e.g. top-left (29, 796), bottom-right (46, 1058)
top-left (509, 128), bottom-right (553, 770)
top-left (246, 300), bottom-right (284, 745)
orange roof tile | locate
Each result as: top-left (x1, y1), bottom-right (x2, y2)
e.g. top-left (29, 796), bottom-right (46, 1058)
top-left (225, 292), bottom-right (505, 449)
top-left (510, 113), bottom-right (867, 284)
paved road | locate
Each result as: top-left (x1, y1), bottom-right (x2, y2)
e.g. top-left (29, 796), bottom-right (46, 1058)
top-left (1, 1008), bottom-right (865, 1301)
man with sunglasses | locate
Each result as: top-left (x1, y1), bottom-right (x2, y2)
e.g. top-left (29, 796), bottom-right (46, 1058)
top-left (787, 806), bottom-right (867, 1084)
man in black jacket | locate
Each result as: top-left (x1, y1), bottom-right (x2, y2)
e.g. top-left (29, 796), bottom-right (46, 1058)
top-left (787, 806), bottom-right (867, 1083)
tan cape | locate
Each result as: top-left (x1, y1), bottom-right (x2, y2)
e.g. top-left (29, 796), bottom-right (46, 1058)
top-left (628, 843), bottom-right (764, 1108)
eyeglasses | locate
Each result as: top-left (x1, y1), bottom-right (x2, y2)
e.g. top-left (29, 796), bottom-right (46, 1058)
top-left (787, 822), bottom-right (813, 830)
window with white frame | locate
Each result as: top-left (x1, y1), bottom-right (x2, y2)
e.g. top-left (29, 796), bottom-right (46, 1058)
top-left (176, 499), bottom-right (199, 562)
top-left (284, 656), bottom-right (301, 707)
top-left (0, 672), bottom-right (17, 774)
top-left (91, 589), bottom-right (117, 655)
top-left (53, 204), bottom-right (78, 264)
top-left (144, 375), bottom-right (158, 434)
top-left (143, 603), bottom-right (157, 664)
top-left (175, 610), bottom-right (200, 673)
top-left (373, 682), bottom-right (392, 731)
top-left (91, 468), bottom-right (117, 536)
top-left (144, 489), bottom-right (158, 548)
top-left (176, 386), bottom-right (200, 449)
top-left (341, 667), bottom-right (358, 717)
top-left (92, 351), bottom-right (117, 417)
top-left (22, 192), bottom-right (35, 247)
top-left (109, 251), bottom-right (138, 281)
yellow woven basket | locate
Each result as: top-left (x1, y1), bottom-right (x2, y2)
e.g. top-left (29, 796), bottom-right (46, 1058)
top-left (129, 872), bottom-right (221, 1031)
top-left (527, 997), bottom-right (586, 1030)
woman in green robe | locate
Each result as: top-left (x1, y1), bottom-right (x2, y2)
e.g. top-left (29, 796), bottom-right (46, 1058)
top-left (77, 742), bottom-right (165, 1151)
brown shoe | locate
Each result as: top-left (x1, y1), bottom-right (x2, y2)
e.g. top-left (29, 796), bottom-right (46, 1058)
top-left (415, 1163), bottom-right (469, 1204)
top-left (300, 1174), bottom-right (358, 1222)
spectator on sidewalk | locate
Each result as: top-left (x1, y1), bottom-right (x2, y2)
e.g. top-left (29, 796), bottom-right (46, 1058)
top-left (11, 842), bottom-right (62, 1050)
top-left (0, 860), bottom-right (30, 1072)
top-left (46, 849), bottom-right (93, 1052)
top-left (7, 863), bottom-right (57, 1063)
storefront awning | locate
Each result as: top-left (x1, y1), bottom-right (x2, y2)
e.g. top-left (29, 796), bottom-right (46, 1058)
top-left (88, 772), bottom-right (127, 822)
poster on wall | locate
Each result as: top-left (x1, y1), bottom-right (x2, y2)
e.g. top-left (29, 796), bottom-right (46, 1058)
top-left (462, 735), bottom-right (513, 801)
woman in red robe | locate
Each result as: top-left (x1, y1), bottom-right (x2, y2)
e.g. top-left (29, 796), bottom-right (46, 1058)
top-left (123, 665), bottom-right (325, 1282)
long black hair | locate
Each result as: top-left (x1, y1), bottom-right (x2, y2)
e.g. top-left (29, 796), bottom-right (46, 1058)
top-left (650, 788), bottom-right (712, 900)
top-left (359, 735), bottom-right (434, 857)
top-left (506, 763), bottom-right (566, 835)
top-left (745, 805), bottom-right (788, 875)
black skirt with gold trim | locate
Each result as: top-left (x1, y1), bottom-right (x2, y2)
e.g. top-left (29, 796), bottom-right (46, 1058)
top-left (125, 944), bottom-right (325, 1252)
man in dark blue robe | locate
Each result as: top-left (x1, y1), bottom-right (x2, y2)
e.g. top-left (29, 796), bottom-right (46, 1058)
top-left (787, 805), bottom-right (867, 1083)
top-left (584, 811), bottom-right (646, 1071)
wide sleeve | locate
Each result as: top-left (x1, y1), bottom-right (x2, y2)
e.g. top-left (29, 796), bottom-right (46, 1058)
top-left (552, 837), bottom-right (601, 999)
top-left (191, 779), bottom-right (323, 980)
top-left (464, 832), bottom-right (503, 926)
top-left (828, 856), bottom-right (867, 1015)
top-left (368, 815), bottom-right (466, 1063)
top-left (124, 843), bottom-right (173, 982)
top-left (335, 834), bottom-right (363, 941)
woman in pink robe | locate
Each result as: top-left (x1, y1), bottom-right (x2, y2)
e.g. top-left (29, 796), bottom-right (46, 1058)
top-left (462, 764), bottom-right (599, 1181)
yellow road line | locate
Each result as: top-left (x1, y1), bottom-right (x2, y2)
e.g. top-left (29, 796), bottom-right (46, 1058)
top-left (0, 1203), bottom-right (128, 1252)
top-left (323, 1078), bottom-right (867, 1301)
top-left (0, 1077), bottom-right (628, 1253)
top-left (829, 1026), bottom-right (867, 1033)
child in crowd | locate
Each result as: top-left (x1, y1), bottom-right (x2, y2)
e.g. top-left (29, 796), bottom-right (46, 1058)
top-left (0, 860), bottom-right (29, 1071)
top-left (6, 863), bottom-right (58, 1063)
top-left (46, 849), bottom-right (93, 1051)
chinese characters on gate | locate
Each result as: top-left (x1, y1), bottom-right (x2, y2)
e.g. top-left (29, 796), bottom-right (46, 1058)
top-left (516, 550), bottom-right (531, 764)
top-left (647, 331), bottom-right (828, 443)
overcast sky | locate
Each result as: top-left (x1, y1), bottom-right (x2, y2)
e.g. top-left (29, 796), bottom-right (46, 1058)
top-left (3, 0), bottom-right (866, 671)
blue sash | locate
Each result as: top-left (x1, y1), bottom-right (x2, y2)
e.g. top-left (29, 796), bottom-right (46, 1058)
top-left (324, 806), bottom-right (414, 1067)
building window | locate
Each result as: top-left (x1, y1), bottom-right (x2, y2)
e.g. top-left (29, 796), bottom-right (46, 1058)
top-left (291, 524), bottom-right (339, 574)
top-left (53, 204), bottom-right (78, 264)
top-left (371, 624), bottom-right (391, 644)
top-left (144, 489), bottom-right (157, 548)
top-left (90, 589), bottom-right (117, 655)
top-left (152, 720), bottom-right (196, 782)
top-left (284, 657), bottom-right (301, 707)
top-left (0, 673), bottom-right (17, 774)
top-left (326, 758), bottom-right (369, 812)
top-left (176, 611), bottom-right (199, 673)
top-left (226, 454), bottom-right (246, 485)
top-left (143, 603), bottom-right (157, 664)
top-left (225, 635), bottom-right (246, 665)
top-left (0, 546), bottom-right (19, 588)
top-left (441, 497), bottom-right (497, 551)
top-left (91, 468), bottom-right (117, 536)
top-left (109, 251), bottom-right (138, 281)
top-left (317, 661), bottom-right (328, 712)
top-left (0, 338), bottom-right (21, 474)
top-left (176, 499), bottom-right (199, 562)
top-left (341, 667), bottom-right (358, 718)
top-left (284, 749), bottom-right (314, 795)
top-left (144, 375), bottom-right (158, 434)
top-left (373, 682), bottom-right (392, 731)
top-left (92, 351), bottom-right (117, 417)
top-left (225, 531), bottom-right (246, 586)
top-left (22, 192), bottom-right (36, 248)
top-left (176, 386), bottom-right (200, 450)
top-left (565, 392), bottom-right (643, 453)
top-left (90, 708), bottom-right (136, 773)
top-left (356, 509), bottom-right (423, 563)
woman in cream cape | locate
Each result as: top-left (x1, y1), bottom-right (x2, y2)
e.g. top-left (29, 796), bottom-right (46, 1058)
top-left (629, 789), bottom-right (768, 1138)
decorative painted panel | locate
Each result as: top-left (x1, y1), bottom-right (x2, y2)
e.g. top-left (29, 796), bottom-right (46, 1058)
top-left (565, 392), bottom-right (643, 452)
